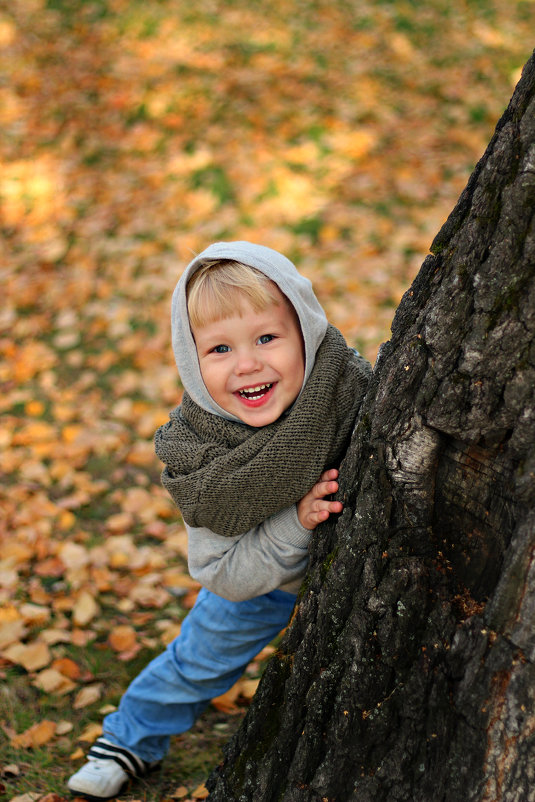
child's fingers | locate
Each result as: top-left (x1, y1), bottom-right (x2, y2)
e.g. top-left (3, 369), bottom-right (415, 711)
top-left (312, 498), bottom-right (343, 518)
top-left (320, 468), bottom-right (339, 482)
top-left (312, 478), bottom-right (339, 500)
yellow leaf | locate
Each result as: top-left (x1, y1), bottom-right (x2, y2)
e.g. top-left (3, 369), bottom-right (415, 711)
top-left (39, 628), bottom-right (72, 646)
top-left (159, 622), bottom-right (182, 646)
top-left (0, 605), bottom-right (19, 624)
top-left (72, 591), bottom-right (99, 626)
top-left (58, 542), bottom-right (90, 569)
top-left (77, 722), bottom-right (103, 743)
top-left (0, 619), bottom-right (27, 650)
top-left (19, 603), bottom-right (50, 626)
top-left (239, 678), bottom-right (260, 700)
top-left (162, 569), bottom-right (199, 590)
top-left (32, 668), bottom-right (76, 695)
top-left (106, 512), bottom-right (134, 534)
top-left (73, 683), bottom-right (102, 709)
top-left (191, 784), bottom-right (209, 800)
top-left (1, 542), bottom-right (34, 565)
top-left (61, 424), bottom-right (84, 444)
top-left (128, 584), bottom-right (171, 609)
top-left (25, 400), bottom-right (45, 416)
top-left (2, 640), bottom-right (51, 672)
top-left (169, 787), bottom-right (189, 799)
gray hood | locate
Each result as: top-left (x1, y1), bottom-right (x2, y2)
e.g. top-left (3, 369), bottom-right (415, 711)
top-left (171, 241), bottom-right (328, 421)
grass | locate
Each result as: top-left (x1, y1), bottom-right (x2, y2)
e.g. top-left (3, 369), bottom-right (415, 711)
top-left (0, 653), bottom-right (248, 801)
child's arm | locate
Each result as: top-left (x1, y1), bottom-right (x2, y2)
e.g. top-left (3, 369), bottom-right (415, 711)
top-left (186, 470), bottom-right (342, 602)
top-left (187, 505), bottom-right (311, 602)
top-left (296, 468), bottom-right (342, 530)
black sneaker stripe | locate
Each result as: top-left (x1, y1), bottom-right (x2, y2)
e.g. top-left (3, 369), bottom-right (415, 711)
top-left (87, 750), bottom-right (136, 777)
top-left (88, 740), bottom-right (147, 777)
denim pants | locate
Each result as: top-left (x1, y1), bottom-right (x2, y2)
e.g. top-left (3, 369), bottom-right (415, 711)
top-left (102, 586), bottom-right (297, 762)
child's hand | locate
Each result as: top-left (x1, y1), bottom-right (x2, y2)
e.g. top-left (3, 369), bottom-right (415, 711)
top-left (297, 468), bottom-right (343, 530)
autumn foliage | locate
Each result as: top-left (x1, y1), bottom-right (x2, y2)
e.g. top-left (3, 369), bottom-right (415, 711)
top-left (0, 1), bottom-right (533, 800)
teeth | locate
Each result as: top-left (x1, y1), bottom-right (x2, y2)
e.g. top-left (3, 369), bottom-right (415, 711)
top-left (242, 384), bottom-right (268, 393)
top-left (238, 383), bottom-right (272, 400)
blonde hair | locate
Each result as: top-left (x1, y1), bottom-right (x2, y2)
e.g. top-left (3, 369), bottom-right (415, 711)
top-left (187, 260), bottom-right (280, 329)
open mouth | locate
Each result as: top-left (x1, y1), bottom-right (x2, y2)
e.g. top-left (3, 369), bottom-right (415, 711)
top-left (237, 383), bottom-right (273, 401)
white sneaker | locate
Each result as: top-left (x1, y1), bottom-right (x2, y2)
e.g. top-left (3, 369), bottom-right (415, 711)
top-left (67, 738), bottom-right (159, 800)
top-left (67, 758), bottom-right (129, 800)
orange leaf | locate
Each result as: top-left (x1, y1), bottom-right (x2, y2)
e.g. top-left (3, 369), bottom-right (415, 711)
top-left (108, 624), bottom-right (137, 652)
top-left (239, 678), bottom-right (260, 700)
top-left (10, 720), bottom-right (56, 748)
top-left (52, 657), bottom-right (81, 680)
top-left (211, 681), bottom-right (242, 714)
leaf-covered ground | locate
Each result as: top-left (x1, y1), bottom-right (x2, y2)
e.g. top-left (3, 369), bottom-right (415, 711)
top-left (1, 1), bottom-right (533, 800)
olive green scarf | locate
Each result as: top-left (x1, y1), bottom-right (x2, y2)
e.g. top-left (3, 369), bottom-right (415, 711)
top-left (154, 325), bottom-right (371, 537)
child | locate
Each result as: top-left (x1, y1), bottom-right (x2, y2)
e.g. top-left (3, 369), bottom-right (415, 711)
top-left (67, 241), bottom-right (371, 800)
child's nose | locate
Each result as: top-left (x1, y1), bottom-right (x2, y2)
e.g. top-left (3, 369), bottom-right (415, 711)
top-left (234, 349), bottom-right (262, 375)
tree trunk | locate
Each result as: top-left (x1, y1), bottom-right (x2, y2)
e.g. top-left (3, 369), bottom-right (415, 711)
top-left (207, 50), bottom-right (535, 802)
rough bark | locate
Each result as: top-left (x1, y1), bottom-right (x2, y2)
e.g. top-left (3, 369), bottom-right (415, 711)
top-left (207, 50), bottom-right (535, 802)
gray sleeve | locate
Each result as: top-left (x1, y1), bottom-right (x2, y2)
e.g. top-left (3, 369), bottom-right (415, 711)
top-left (187, 505), bottom-right (312, 602)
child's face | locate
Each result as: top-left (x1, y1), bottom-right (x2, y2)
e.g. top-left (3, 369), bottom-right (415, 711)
top-left (191, 286), bottom-right (305, 427)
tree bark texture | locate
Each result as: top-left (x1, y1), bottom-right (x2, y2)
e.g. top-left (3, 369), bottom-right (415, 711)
top-left (207, 50), bottom-right (535, 802)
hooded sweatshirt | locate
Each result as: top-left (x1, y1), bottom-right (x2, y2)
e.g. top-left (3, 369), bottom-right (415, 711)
top-left (165, 241), bottom-right (368, 601)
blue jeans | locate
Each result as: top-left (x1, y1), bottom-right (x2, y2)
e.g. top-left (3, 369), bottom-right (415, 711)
top-left (102, 586), bottom-right (296, 762)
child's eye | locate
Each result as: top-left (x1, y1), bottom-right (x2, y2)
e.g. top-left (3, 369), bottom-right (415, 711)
top-left (212, 344), bottom-right (230, 353)
top-left (257, 334), bottom-right (274, 345)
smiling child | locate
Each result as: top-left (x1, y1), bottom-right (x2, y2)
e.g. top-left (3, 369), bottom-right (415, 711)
top-left (67, 241), bottom-right (371, 800)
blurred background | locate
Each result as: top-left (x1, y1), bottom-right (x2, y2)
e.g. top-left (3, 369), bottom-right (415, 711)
top-left (0, 0), bottom-right (533, 796)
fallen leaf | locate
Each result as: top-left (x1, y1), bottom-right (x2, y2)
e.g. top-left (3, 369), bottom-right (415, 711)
top-left (1, 764), bottom-right (20, 777)
top-left (98, 704), bottom-right (117, 715)
top-left (239, 678), bottom-right (260, 700)
top-left (159, 622), bottom-right (182, 646)
top-left (211, 681), bottom-right (242, 715)
top-left (106, 512), bottom-right (134, 534)
top-left (77, 722), bottom-right (102, 743)
top-left (32, 668), bottom-right (77, 695)
top-left (19, 603), bottom-right (50, 625)
top-left (72, 591), bottom-right (99, 626)
top-left (128, 585), bottom-right (171, 608)
top-left (52, 657), bottom-right (81, 680)
top-left (191, 784), bottom-right (209, 800)
top-left (169, 787), bottom-right (189, 799)
top-left (108, 624), bottom-right (137, 652)
top-left (0, 619), bottom-right (27, 649)
top-left (118, 644), bottom-right (142, 661)
top-left (39, 628), bottom-right (72, 646)
top-left (2, 640), bottom-right (51, 672)
top-left (55, 720), bottom-right (74, 735)
top-left (73, 683), bottom-right (102, 709)
top-left (10, 720), bottom-right (56, 748)
top-left (8, 793), bottom-right (41, 802)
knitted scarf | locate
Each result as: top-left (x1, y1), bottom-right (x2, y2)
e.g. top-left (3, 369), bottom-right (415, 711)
top-left (154, 325), bottom-right (371, 537)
